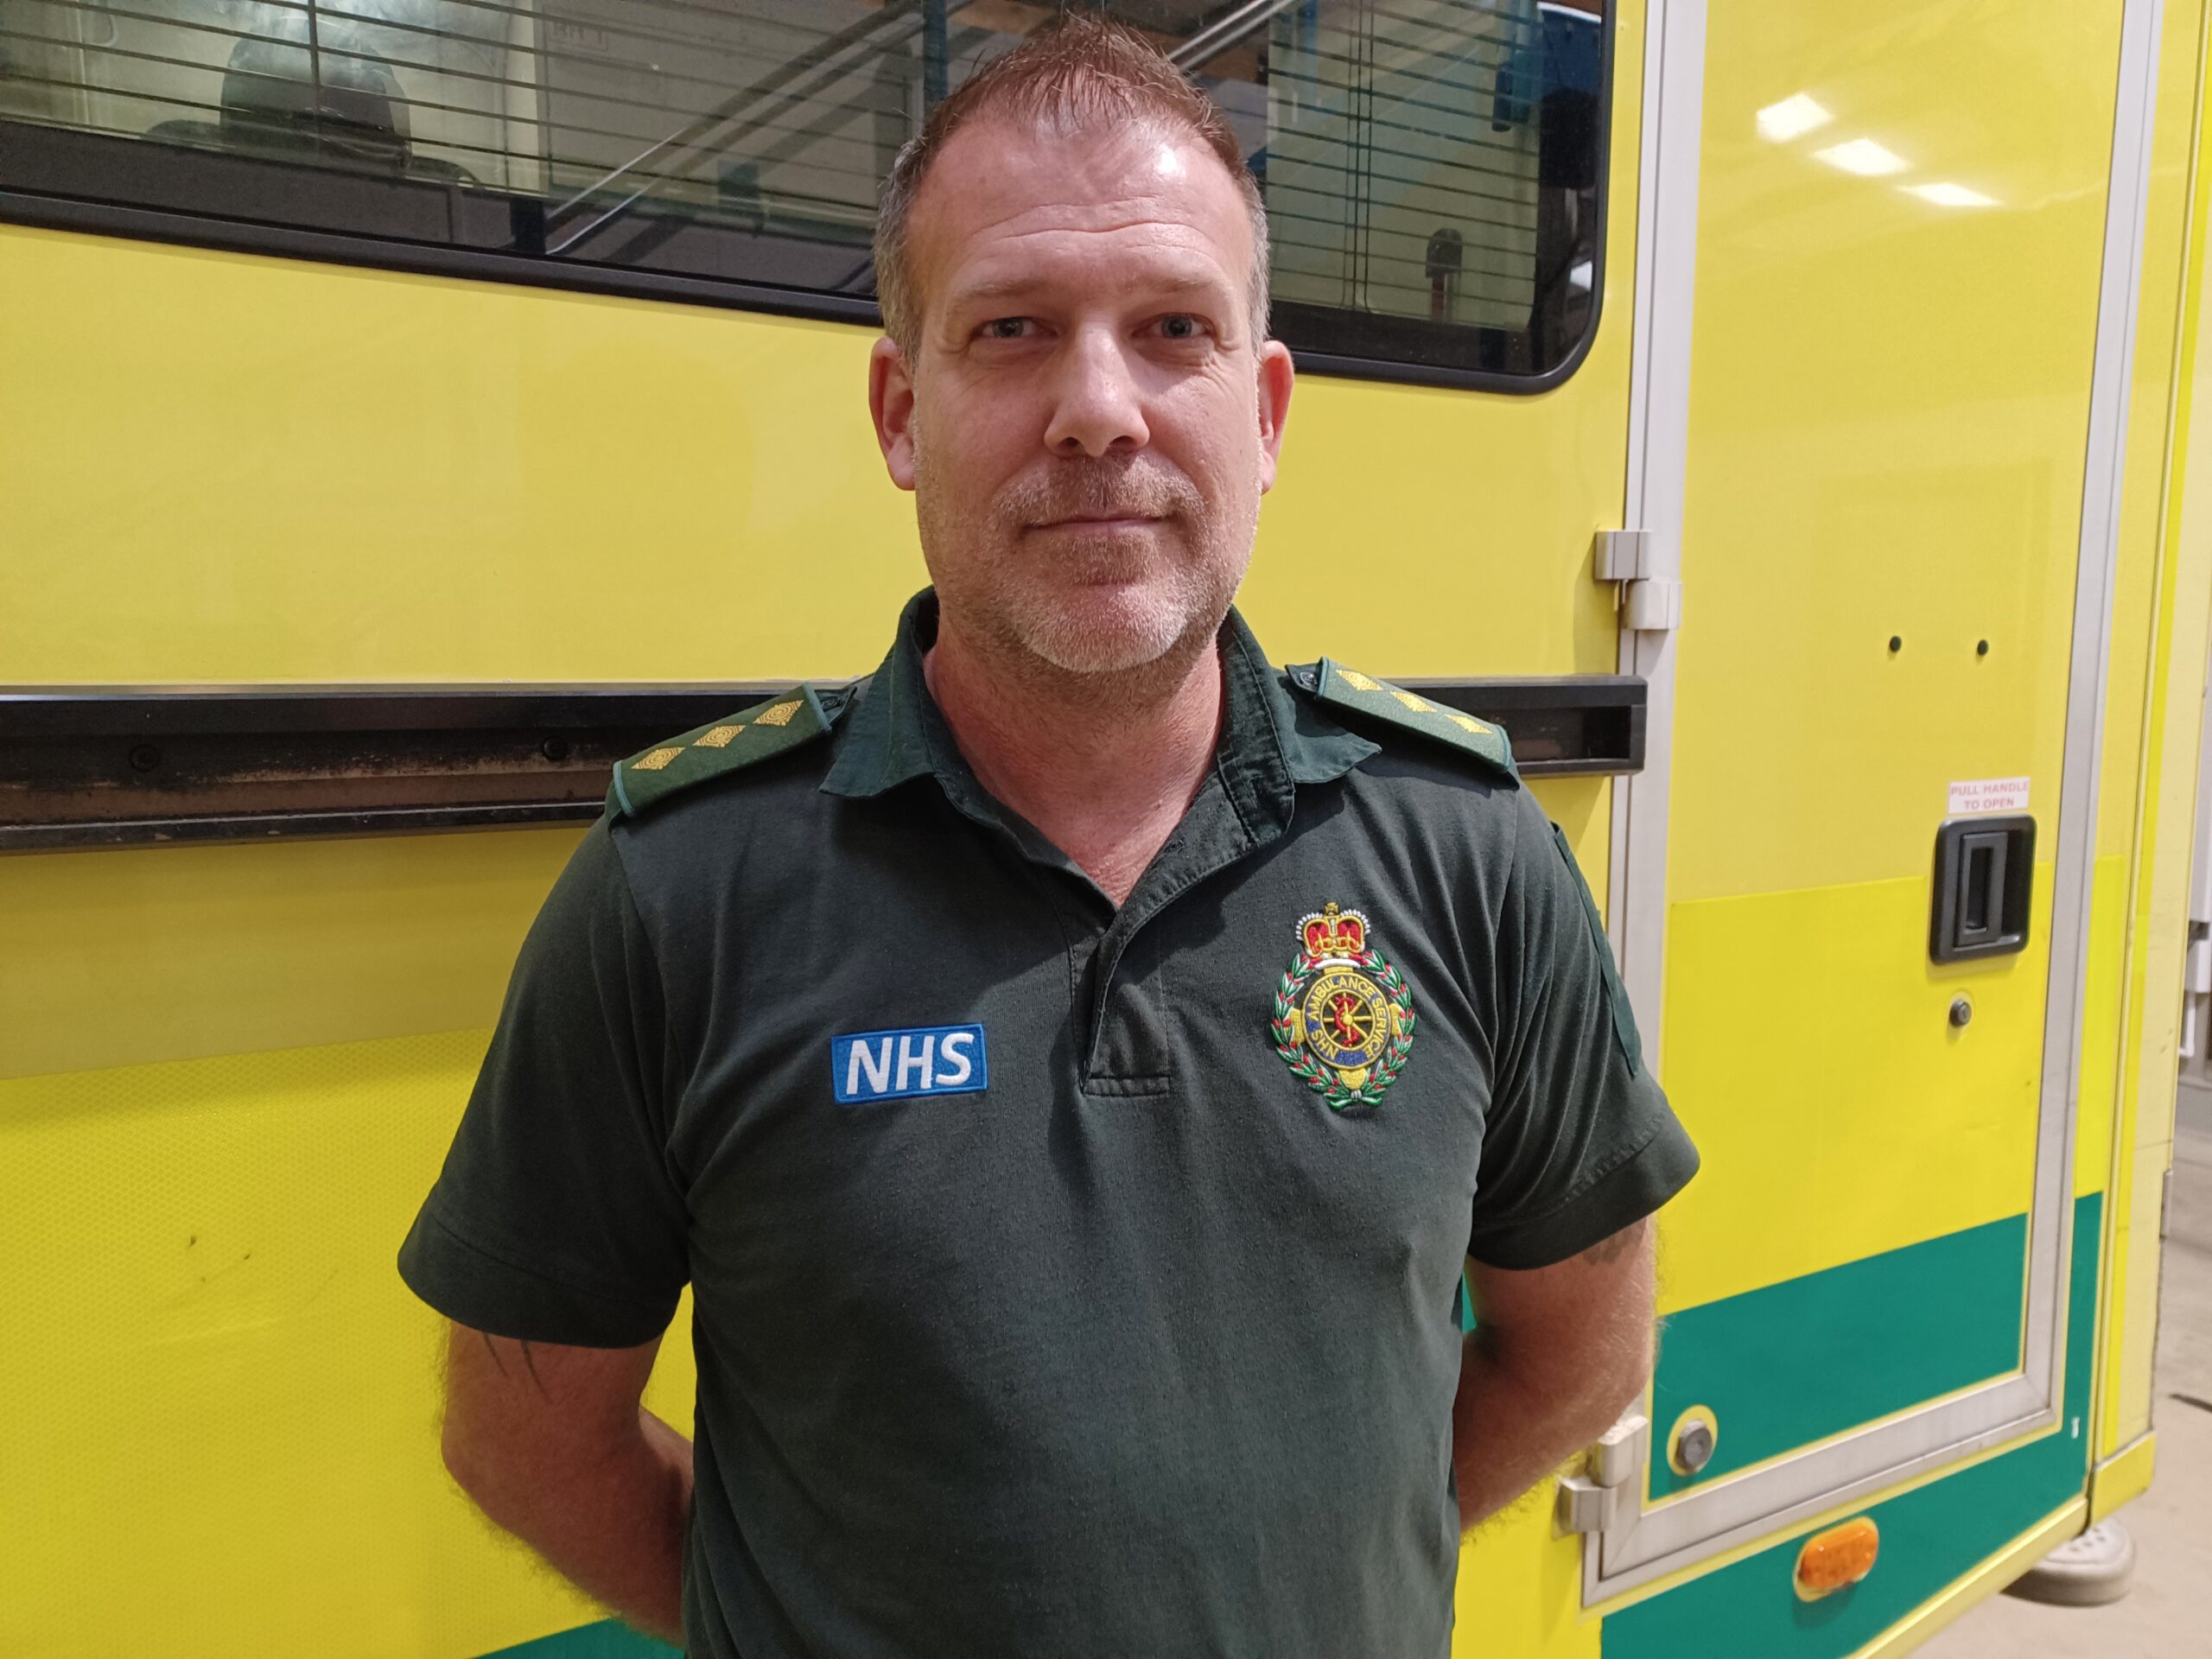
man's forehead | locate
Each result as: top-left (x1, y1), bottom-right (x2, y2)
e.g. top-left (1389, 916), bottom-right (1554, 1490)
top-left (908, 116), bottom-right (1249, 286)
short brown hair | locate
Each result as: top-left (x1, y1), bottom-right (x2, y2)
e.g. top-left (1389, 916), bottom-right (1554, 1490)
top-left (872, 16), bottom-right (1269, 353)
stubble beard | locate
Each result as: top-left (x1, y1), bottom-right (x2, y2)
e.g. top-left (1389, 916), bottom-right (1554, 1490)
top-left (914, 439), bottom-right (1257, 692)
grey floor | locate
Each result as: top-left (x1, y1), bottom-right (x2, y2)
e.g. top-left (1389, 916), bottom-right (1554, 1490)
top-left (1917, 1084), bottom-right (2212, 1656)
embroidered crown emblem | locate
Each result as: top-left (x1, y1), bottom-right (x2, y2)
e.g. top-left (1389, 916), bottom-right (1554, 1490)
top-left (1302, 904), bottom-right (1370, 958)
top-left (1270, 903), bottom-right (1416, 1111)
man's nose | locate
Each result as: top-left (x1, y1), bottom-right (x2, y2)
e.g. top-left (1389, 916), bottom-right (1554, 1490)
top-left (1042, 326), bottom-right (1151, 457)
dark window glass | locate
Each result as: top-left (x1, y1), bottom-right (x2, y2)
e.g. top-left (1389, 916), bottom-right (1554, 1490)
top-left (0, 1), bottom-right (1608, 386)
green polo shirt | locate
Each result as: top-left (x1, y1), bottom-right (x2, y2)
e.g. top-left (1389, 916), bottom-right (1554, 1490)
top-left (398, 590), bottom-right (1696, 1659)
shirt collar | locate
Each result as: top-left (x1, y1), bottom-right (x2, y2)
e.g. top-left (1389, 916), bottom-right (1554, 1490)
top-left (819, 588), bottom-right (1377, 817)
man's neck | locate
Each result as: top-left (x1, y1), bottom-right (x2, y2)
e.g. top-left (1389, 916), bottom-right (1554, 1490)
top-left (923, 615), bottom-right (1227, 906)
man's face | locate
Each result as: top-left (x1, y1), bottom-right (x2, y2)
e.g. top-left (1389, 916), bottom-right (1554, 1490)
top-left (869, 117), bottom-right (1294, 678)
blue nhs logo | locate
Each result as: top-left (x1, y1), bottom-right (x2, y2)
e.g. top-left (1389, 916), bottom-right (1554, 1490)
top-left (831, 1024), bottom-right (988, 1103)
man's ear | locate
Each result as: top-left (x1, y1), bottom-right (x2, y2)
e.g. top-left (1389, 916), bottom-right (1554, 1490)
top-left (869, 336), bottom-right (919, 492)
top-left (1255, 339), bottom-right (1295, 495)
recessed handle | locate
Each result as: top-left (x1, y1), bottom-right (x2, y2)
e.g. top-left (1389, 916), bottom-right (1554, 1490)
top-left (1930, 815), bottom-right (2035, 963)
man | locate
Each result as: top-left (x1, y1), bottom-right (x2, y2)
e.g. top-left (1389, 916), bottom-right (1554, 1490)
top-left (400, 20), bottom-right (1696, 1659)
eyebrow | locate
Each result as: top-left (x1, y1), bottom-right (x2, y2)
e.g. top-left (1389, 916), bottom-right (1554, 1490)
top-left (945, 270), bottom-right (1232, 310)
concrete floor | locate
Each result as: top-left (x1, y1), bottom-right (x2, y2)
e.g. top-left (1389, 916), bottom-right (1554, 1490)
top-left (1917, 1088), bottom-right (2212, 1657)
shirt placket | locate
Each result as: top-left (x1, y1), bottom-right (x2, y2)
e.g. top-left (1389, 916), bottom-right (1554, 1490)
top-left (1075, 760), bottom-right (1277, 1090)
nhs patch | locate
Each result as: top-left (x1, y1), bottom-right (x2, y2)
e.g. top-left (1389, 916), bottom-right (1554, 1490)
top-left (832, 1024), bottom-right (988, 1103)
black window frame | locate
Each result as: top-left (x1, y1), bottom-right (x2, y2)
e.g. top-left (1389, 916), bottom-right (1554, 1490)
top-left (0, 3), bottom-right (1612, 394)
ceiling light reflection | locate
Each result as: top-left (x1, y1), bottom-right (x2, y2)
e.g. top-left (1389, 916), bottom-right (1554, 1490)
top-left (1757, 94), bottom-right (1832, 143)
top-left (1904, 181), bottom-right (1999, 208)
top-left (1814, 138), bottom-right (1909, 177)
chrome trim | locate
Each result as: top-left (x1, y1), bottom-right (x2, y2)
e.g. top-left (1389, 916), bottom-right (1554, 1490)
top-left (1609, 0), bottom-right (1705, 1076)
top-left (2024, 0), bottom-right (2166, 1414)
top-left (1591, 1376), bottom-right (2059, 1597)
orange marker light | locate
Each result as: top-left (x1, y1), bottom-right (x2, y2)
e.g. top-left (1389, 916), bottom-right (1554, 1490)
top-left (1795, 1518), bottom-right (1880, 1601)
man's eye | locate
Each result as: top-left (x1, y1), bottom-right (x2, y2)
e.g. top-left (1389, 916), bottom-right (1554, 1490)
top-left (979, 318), bottom-right (1034, 340)
top-left (1155, 314), bottom-right (1209, 340)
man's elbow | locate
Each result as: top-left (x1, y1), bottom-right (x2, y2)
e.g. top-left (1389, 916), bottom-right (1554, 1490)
top-left (1601, 1318), bottom-right (1654, 1424)
top-left (441, 1408), bottom-right (487, 1496)
top-left (442, 1408), bottom-right (583, 1541)
top-left (1563, 1315), bottom-right (1656, 1443)
top-left (442, 1399), bottom-right (529, 1516)
top-left (1593, 1333), bottom-right (1655, 1428)
top-left (439, 1387), bottom-right (556, 1516)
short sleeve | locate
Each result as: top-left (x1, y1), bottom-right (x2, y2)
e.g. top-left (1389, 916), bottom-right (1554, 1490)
top-left (397, 819), bottom-right (690, 1346)
top-left (1465, 793), bottom-right (1699, 1269)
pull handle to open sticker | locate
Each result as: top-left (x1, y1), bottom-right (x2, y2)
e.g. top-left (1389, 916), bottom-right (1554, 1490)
top-left (1948, 777), bottom-right (2030, 816)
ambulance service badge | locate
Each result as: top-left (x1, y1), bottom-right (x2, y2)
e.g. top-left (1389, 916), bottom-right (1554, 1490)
top-left (1271, 903), bottom-right (1416, 1110)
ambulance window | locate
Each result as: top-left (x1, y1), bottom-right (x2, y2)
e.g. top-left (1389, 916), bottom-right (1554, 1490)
top-left (0, 0), bottom-right (1608, 390)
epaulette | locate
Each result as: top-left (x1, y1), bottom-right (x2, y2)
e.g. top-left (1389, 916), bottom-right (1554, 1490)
top-left (1287, 658), bottom-right (1519, 785)
top-left (606, 684), bottom-right (849, 822)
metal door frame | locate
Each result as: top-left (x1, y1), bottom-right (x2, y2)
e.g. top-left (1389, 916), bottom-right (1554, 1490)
top-left (1592, 0), bottom-right (2164, 1602)
top-left (1607, 0), bottom-right (1700, 1063)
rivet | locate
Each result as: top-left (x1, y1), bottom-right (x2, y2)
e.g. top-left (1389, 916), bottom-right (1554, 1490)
top-left (1669, 1406), bottom-right (1720, 1477)
top-left (1676, 1419), bottom-right (1714, 1471)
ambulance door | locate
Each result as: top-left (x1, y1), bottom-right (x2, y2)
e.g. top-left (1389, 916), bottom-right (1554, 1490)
top-left (1580, 0), bottom-right (2155, 1599)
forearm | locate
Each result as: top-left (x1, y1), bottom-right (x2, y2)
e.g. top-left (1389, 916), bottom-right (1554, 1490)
top-left (455, 1406), bottom-right (696, 1643)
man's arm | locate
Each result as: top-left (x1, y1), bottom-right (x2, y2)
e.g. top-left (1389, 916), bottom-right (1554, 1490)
top-left (441, 1323), bottom-right (694, 1645)
top-left (1452, 1216), bottom-right (1656, 1530)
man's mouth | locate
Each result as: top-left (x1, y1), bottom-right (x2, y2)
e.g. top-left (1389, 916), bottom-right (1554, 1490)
top-left (1031, 512), bottom-right (1165, 530)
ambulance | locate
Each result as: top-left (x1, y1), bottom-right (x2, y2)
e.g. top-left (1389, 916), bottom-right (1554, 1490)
top-left (0, 2), bottom-right (2196, 1654)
